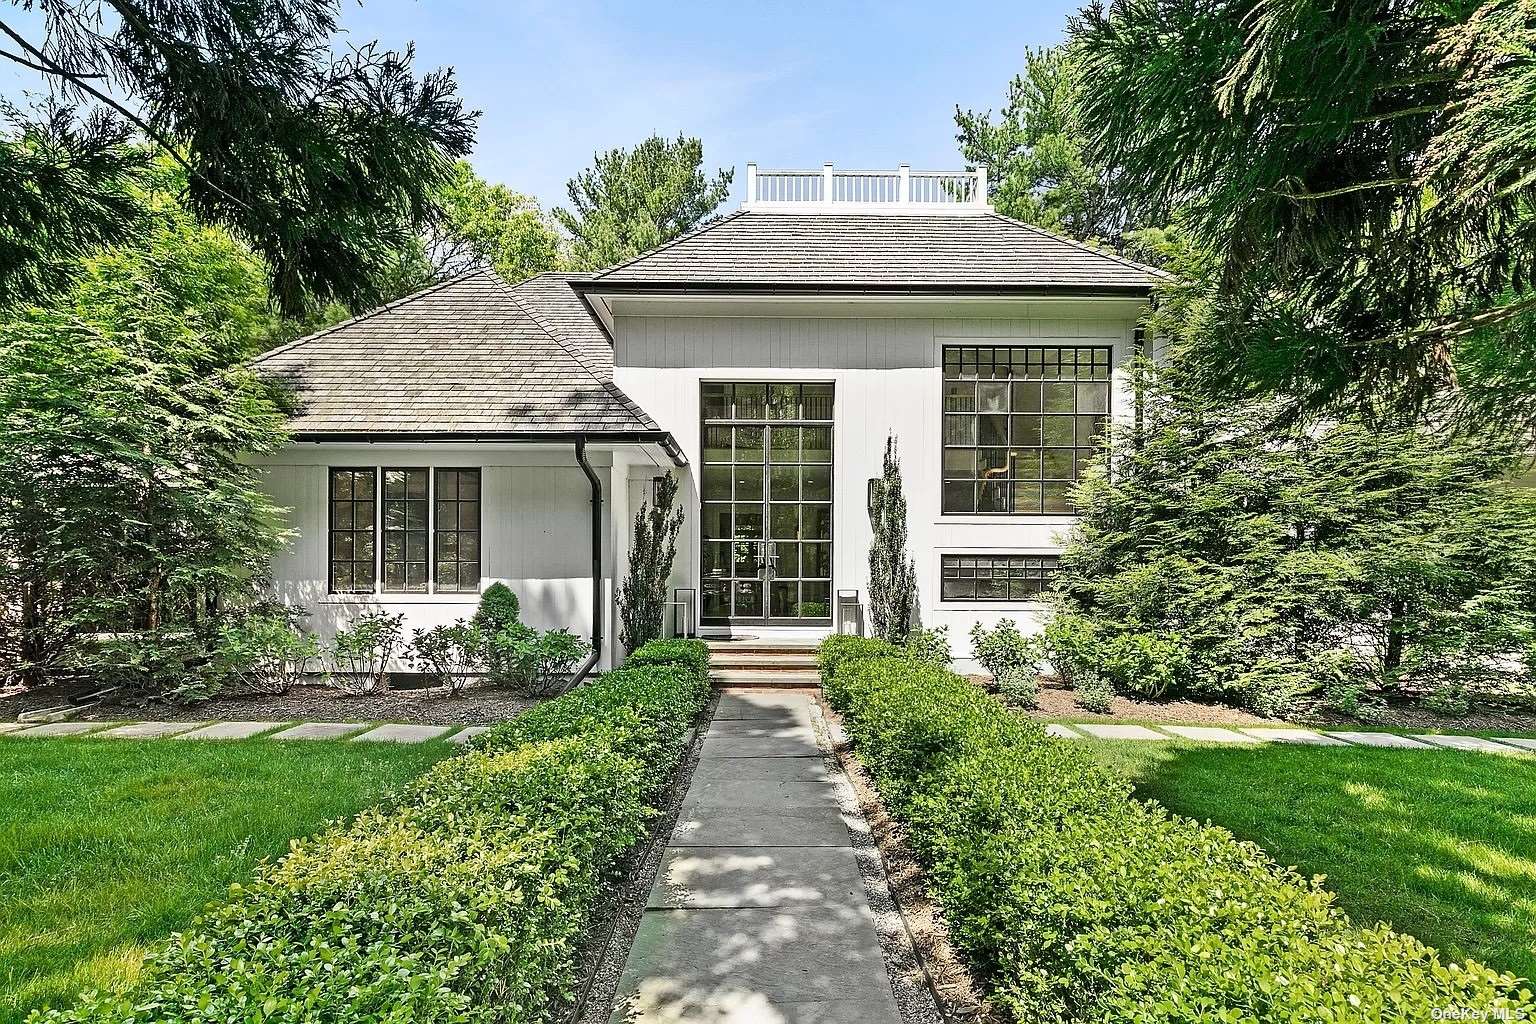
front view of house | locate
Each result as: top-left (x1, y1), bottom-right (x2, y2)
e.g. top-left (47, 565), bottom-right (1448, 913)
top-left (254, 164), bottom-right (1161, 669)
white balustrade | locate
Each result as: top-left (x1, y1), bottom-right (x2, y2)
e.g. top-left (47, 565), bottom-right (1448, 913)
top-left (743, 162), bottom-right (991, 213)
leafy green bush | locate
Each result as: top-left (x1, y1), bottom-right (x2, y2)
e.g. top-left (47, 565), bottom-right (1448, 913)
top-left (903, 626), bottom-right (952, 666)
top-left (217, 610), bottom-right (323, 695)
top-left (330, 611), bottom-right (404, 694)
top-left (816, 635), bottom-right (900, 707)
top-left (994, 666), bottom-right (1039, 709)
top-left (39, 638), bottom-right (711, 1024)
top-left (819, 646), bottom-right (1535, 1023)
top-left (487, 625), bottom-right (592, 697)
top-left (408, 620), bottom-right (484, 695)
top-left (473, 582), bottom-right (521, 631)
top-left (623, 637), bottom-right (711, 678)
top-left (1072, 672), bottom-right (1115, 713)
top-left (968, 618), bottom-right (1042, 682)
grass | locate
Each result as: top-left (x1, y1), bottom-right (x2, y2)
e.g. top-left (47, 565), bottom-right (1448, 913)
top-left (0, 737), bottom-right (452, 1023)
top-left (1085, 740), bottom-right (1536, 982)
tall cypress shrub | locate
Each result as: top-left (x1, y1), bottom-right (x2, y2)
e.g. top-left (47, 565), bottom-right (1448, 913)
top-left (868, 436), bottom-right (917, 643)
top-left (618, 473), bottom-right (685, 653)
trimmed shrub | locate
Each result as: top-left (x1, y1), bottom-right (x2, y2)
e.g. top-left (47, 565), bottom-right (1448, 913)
top-left (40, 638), bottom-right (711, 1024)
top-left (818, 643), bottom-right (1535, 1023)
top-left (623, 637), bottom-right (711, 678)
top-left (817, 634), bottom-right (899, 693)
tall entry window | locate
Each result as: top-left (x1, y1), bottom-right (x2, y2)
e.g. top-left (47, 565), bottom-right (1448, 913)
top-left (942, 345), bottom-right (1111, 514)
top-left (700, 382), bottom-right (833, 624)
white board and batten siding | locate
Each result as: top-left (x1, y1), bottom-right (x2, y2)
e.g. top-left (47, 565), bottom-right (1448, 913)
top-left (258, 445), bottom-right (620, 666)
top-left (612, 310), bottom-right (1140, 667)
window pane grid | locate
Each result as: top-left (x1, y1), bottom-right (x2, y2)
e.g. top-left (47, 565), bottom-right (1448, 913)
top-left (433, 468), bottom-right (481, 593)
top-left (328, 469), bottom-right (376, 594)
top-left (942, 346), bottom-right (1109, 514)
top-left (382, 468), bottom-right (429, 593)
top-left (940, 554), bottom-right (1060, 602)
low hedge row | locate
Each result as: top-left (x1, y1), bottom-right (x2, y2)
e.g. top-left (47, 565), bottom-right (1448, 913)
top-left (822, 649), bottom-right (1535, 1023)
top-left (40, 638), bottom-right (711, 1024)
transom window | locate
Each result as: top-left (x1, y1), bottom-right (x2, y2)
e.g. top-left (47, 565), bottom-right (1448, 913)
top-left (327, 467), bottom-right (482, 595)
top-left (940, 554), bottom-right (1059, 602)
top-left (942, 345), bottom-right (1111, 514)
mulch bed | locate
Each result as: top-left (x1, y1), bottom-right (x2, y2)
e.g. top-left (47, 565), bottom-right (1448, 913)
top-left (969, 677), bottom-right (1270, 726)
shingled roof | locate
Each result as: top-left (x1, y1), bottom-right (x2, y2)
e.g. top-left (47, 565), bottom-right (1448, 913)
top-left (580, 211), bottom-right (1165, 293)
top-left (254, 271), bottom-right (660, 439)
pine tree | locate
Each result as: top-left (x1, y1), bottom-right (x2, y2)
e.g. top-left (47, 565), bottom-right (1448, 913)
top-left (618, 473), bottom-right (685, 653)
top-left (867, 436), bottom-right (917, 643)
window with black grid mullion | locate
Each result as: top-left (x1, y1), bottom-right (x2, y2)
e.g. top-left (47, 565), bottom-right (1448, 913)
top-left (328, 469), bottom-right (376, 594)
top-left (942, 345), bottom-right (1111, 514)
top-left (434, 469), bottom-right (481, 593)
top-left (382, 468), bottom-right (429, 593)
top-left (941, 554), bottom-right (1060, 602)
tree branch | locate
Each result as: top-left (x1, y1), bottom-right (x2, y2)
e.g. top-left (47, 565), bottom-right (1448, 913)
top-left (1265, 178), bottom-right (1413, 201)
top-left (0, 46), bottom-right (104, 78)
top-left (0, 18), bottom-right (249, 211)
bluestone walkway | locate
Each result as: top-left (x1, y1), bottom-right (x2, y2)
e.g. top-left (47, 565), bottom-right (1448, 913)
top-left (608, 690), bottom-right (903, 1024)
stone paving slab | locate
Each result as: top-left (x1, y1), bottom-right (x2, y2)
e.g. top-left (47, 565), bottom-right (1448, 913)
top-left (272, 722), bottom-right (369, 741)
top-left (1240, 727), bottom-right (1348, 745)
top-left (700, 733), bottom-right (821, 758)
top-left (448, 726), bottom-right (490, 745)
top-left (713, 691), bottom-right (817, 720)
top-left (12, 721), bottom-right (110, 737)
top-left (1325, 731), bottom-right (1432, 749)
top-left (1495, 737), bottom-right (1536, 751)
top-left (176, 721), bottom-right (282, 740)
top-left (1414, 734), bottom-right (1525, 755)
top-left (0, 722), bottom-right (30, 735)
top-left (691, 755), bottom-right (830, 784)
top-left (673, 799), bottom-right (851, 849)
top-left (1162, 725), bottom-right (1259, 744)
top-left (703, 720), bottom-right (818, 740)
top-left (94, 721), bottom-right (204, 740)
top-left (647, 846), bottom-right (864, 910)
top-left (1075, 723), bottom-right (1167, 740)
top-left (353, 723), bottom-right (452, 743)
top-left (608, 906), bottom-right (901, 1024)
top-left (1045, 723), bottom-right (1083, 739)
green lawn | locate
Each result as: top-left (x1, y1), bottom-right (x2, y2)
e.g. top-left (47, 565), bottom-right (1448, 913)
top-left (1085, 741), bottom-right (1536, 981)
top-left (0, 737), bottom-right (452, 1023)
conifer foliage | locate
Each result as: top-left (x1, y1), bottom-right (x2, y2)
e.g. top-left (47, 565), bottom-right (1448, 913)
top-left (868, 436), bottom-right (918, 644)
top-left (618, 473), bottom-right (686, 654)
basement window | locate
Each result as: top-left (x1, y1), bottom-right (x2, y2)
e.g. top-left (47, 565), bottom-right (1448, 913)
top-left (940, 553), bottom-right (1059, 602)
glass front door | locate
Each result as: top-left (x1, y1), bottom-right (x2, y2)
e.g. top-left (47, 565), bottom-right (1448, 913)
top-left (700, 382), bottom-right (833, 625)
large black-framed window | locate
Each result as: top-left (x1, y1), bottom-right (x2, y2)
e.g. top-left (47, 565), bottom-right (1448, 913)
top-left (940, 554), bottom-right (1059, 602)
top-left (433, 468), bottom-right (481, 593)
top-left (382, 468), bottom-right (429, 593)
top-left (942, 345), bottom-right (1111, 514)
top-left (328, 469), bottom-right (377, 594)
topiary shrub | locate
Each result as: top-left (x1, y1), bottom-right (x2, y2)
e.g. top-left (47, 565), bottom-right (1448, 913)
top-left (472, 582), bottom-right (521, 632)
top-left (623, 637), bottom-right (710, 678)
top-left (817, 634), bottom-right (900, 708)
top-left (828, 656), bottom-right (1535, 1024)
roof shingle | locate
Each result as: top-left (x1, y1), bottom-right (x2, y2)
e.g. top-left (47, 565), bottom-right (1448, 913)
top-left (585, 211), bottom-right (1165, 291)
top-left (253, 271), bottom-right (657, 437)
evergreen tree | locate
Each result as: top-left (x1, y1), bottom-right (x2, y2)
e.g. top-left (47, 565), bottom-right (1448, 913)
top-left (867, 436), bottom-right (917, 644)
top-left (556, 135), bottom-right (732, 271)
top-left (618, 473), bottom-right (685, 653)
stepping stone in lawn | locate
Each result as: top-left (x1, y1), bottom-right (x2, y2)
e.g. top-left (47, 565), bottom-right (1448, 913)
top-left (1494, 737), bottom-right (1536, 752)
top-left (1075, 723), bottom-right (1167, 740)
top-left (1240, 727), bottom-right (1347, 746)
top-left (1044, 724), bottom-right (1083, 739)
top-left (271, 722), bottom-right (369, 741)
top-left (1324, 731), bottom-right (1432, 749)
top-left (94, 721), bottom-right (204, 740)
top-left (0, 723), bottom-right (29, 735)
top-left (1162, 725), bottom-right (1258, 744)
top-left (176, 721), bottom-right (282, 740)
top-left (447, 726), bottom-right (489, 745)
top-left (352, 723), bottom-right (451, 743)
top-left (12, 721), bottom-right (110, 737)
top-left (1413, 734), bottom-right (1526, 755)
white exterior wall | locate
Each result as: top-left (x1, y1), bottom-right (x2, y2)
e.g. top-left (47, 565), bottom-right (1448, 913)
top-left (257, 444), bottom-right (622, 668)
top-left (612, 310), bottom-right (1139, 668)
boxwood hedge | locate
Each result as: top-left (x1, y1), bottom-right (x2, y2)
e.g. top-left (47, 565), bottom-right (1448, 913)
top-left (821, 647), bottom-right (1535, 1023)
top-left (37, 638), bottom-right (711, 1024)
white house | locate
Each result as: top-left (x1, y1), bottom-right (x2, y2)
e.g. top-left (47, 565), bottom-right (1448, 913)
top-left (253, 164), bottom-right (1162, 671)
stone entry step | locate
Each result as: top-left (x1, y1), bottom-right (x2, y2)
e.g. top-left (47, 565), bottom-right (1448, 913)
top-left (709, 669), bottom-right (821, 689)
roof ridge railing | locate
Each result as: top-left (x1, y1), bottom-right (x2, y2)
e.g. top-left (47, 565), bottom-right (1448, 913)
top-left (743, 162), bottom-right (992, 214)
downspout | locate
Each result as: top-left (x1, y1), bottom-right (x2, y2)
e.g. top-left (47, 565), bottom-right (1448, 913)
top-left (571, 438), bottom-right (604, 687)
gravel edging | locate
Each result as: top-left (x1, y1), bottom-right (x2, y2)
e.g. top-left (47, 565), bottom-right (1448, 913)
top-left (810, 698), bottom-right (950, 1024)
top-left (571, 692), bottom-right (715, 1024)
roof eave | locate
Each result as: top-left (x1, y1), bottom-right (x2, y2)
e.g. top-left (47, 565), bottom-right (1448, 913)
top-left (571, 281), bottom-right (1156, 298)
top-left (285, 429), bottom-right (687, 466)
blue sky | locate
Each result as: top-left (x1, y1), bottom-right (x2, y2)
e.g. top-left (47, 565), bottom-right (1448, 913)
top-left (1, 0), bottom-right (1079, 212)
